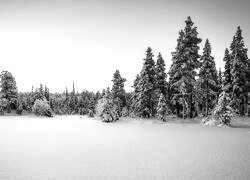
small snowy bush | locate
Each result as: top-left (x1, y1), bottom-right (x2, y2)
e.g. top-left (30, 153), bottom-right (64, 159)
top-left (32, 99), bottom-right (53, 117)
top-left (95, 97), bottom-right (119, 122)
top-left (214, 91), bottom-right (234, 126)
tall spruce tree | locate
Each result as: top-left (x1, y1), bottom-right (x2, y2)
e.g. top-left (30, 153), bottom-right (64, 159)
top-left (230, 26), bottom-right (249, 115)
top-left (155, 52), bottom-right (168, 96)
top-left (134, 47), bottom-right (156, 118)
top-left (168, 17), bottom-right (202, 118)
top-left (222, 48), bottom-right (233, 93)
top-left (131, 74), bottom-right (140, 114)
top-left (0, 71), bottom-right (18, 112)
top-left (198, 39), bottom-right (218, 116)
top-left (168, 30), bottom-right (185, 117)
top-left (111, 70), bottom-right (126, 116)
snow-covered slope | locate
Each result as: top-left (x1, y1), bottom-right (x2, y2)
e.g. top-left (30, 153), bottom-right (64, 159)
top-left (0, 115), bottom-right (249, 180)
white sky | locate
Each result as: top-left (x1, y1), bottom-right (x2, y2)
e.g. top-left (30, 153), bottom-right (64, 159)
top-left (0, 0), bottom-right (249, 93)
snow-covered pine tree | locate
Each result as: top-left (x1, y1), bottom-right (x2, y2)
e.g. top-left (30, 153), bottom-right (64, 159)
top-left (168, 17), bottom-right (202, 118)
top-left (111, 70), bottom-right (126, 116)
top-left (168, 30), bottom-right (185, 117)
top-left (0, 71), bottom-right (18, 112)
top-left (134, 47), bottom-right (156, 118)
top-left (155, 52), bottom-right (168, 96)
top-left (157, 93), bottom-right (168, 121)
top-left (230, 26), bottom-right (249, 116)
top-left (131, 74), bottom-right (140, 115)
top-left (214, 90), bottom-right (234, 126)
top-left (198, 39), bottom-right (219, 116)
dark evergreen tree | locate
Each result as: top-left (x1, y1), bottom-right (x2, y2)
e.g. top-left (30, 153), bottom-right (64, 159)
top-left (155, 52), bottom-right (168, 96)
top-left (0, 71), bottom-right (18, 112)
top-left (222, 48), bottom-right (233, 93)
top-left (230, 26), bottom-right (249, 116)
top-left (69, 82), bottom-right (78, 113)
top-left (134, 47), bottom-right (156, 118)
top-left (44, 85), bottom-right (50, 101)
top-left (111, 70), bottom-right (126, 116)
top-left (33, 83), bottom-right (45, 101)
top-left (218, 68), bottom-right (223, 95)
top-left (198, 39), bottom-right (218, 116)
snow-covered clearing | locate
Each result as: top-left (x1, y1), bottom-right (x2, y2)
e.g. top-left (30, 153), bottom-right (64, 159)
top-left (0, 115), bottom-right (250, 180)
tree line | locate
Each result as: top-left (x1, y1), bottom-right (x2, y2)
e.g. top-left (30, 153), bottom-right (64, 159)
top-left (0, 16), bottom-right (249, 124)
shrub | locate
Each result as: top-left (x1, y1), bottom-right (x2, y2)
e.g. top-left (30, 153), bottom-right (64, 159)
top-left (32, 99), bottom-right (53, 117)
top-left (95, 97), bottom-right (119, 122)
top-left (214, 91), bottom-right (234, 126)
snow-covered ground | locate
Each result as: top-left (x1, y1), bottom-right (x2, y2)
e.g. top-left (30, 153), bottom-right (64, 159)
top-left (0, 115), bottom-right (250, 180)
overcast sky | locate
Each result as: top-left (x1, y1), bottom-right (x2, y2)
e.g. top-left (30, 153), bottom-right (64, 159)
top-left (0, 0), bottom-right (249, 93)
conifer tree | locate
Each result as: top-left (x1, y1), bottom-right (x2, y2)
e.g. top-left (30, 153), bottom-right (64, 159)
top-left (131, 74), bottom-right (140, 114)
top-left (157, 93), bottom-right (168, 121)
top-left (134, 47), bottom-right (156, 118)
top-left (230, 27), bottom-right (249, 115)
top-left (168, 30), bottom-right (185, 117)
top-left (0, 71), bottom-right (18, 112)
top-left (111, 70), bottom-right (126, 116)
top-left (214, 90), bottom-right (234, 126)
top-left (168, 17), bottom-right (202, 118)
top-left (222, 48), bottom-right (232, 93)
top-left (69, 82), bottom-right (77, 113)
top-left (198, 39), bottom-right (218, 116)
top-left (155, 52), bottom-right (168, 96)
top-left (44, 85), bottom-right (50, 101)
top-left (34, 84), bottom-right (45, 101)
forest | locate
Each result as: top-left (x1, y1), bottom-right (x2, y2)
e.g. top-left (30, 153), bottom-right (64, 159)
top-left (0, 17), bottom-right (249, 126)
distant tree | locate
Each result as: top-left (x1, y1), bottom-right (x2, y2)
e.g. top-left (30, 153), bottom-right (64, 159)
top-left (0, 71), bottom-right (18, 112)
top-left (134, 47), bottom-right (156, 118)
top-left (230, 27), bottom-right (249, 116)
top-left (197, 39), bottom-right (218, 116)
top-left (111, 70), bottom-right (126, 116)
top-left (34, 88), bottom-right (44, 101)
top-left (69, 82), bottom-right (78, 114)
top-left (44, 85), bottom-right (50, 101)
